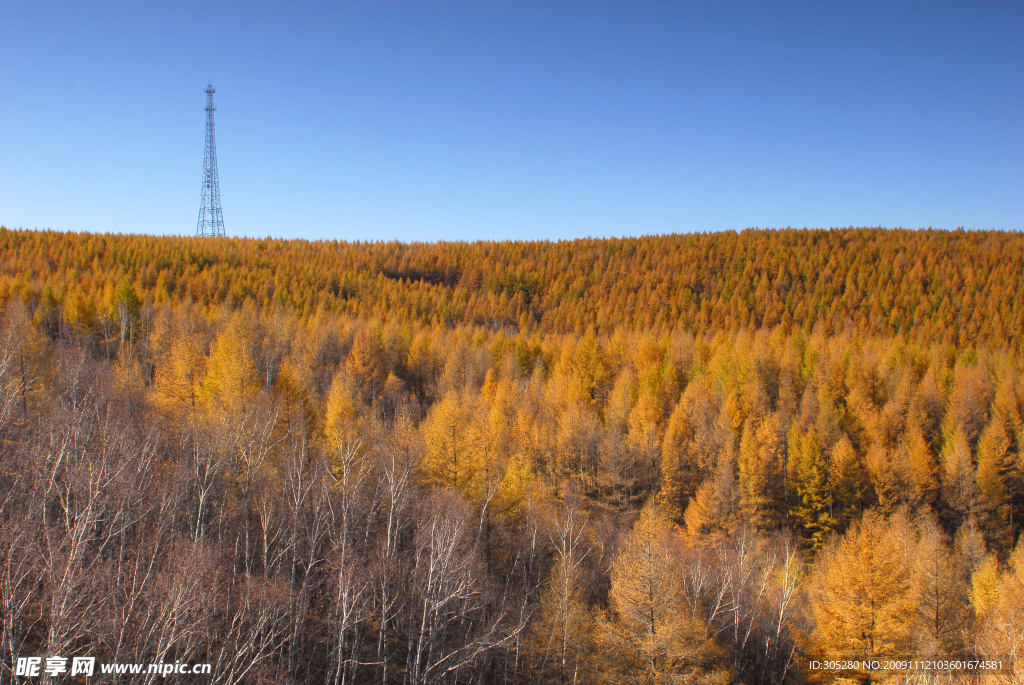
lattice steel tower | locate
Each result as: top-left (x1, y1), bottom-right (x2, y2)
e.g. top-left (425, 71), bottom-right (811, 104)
top-left (196, 83), bottom-right (225, 237)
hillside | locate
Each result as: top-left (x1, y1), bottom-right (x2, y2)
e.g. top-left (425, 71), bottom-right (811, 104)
top-left (2, 226), bottom-right (1022, 348)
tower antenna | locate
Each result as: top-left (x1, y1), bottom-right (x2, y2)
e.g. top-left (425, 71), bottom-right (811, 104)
top-left (196, 83), bottom-right (225, 237)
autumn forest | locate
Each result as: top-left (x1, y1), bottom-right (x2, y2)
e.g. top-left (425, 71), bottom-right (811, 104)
top-left (2, 226), bottom-right (1024, 684)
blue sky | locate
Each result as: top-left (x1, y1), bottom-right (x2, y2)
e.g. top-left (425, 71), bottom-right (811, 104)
top-left (1, 2), bottom-right (1021, 241)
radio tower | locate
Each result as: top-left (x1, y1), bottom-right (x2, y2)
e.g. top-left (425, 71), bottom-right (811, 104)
top-left (196, 83), bottom-right (225, 237)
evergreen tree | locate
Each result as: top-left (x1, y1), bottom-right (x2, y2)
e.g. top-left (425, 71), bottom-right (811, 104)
top-left (789, 427), bottom-right (834, 555)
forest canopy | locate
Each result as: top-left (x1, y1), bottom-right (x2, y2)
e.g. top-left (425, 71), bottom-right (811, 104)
top-left (1, 226), bottom-right (1022, 349)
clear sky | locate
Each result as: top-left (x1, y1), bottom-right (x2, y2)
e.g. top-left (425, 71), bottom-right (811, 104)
top-left (1, 2), bottom-right (1021, 241)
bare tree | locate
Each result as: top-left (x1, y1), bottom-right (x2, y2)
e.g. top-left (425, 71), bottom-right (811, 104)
top-left (208, 575), bottom-right (289, 685)
top-left (679, 528), bottom-right (804, 685)
top-left (406, 493), bottom-right (519, 685)
top-left (325, 434), bottom-right (372, 685)
top-left (38, 353), bottom-right (152, 671)
top-left (533, 495), bottom-right (593, 685)
top-left (369, 419), bottom-right (417, 685)
top-left (280, 436), bottom-right (334, 684)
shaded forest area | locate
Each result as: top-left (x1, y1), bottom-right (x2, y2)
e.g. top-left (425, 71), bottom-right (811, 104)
top-left (2, 227), bottom-right (1024, 683)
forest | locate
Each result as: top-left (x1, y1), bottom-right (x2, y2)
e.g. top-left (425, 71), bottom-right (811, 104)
top-left (2, 226), bottom-right (1024, 349)
top-left (1, 226), bottom-right (1024, 684)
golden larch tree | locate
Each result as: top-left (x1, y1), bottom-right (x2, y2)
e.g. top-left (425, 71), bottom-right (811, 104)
top-left (595, 502), bottom-right (728, 685)
top-left (810, 509), bottom-right (916, 659)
